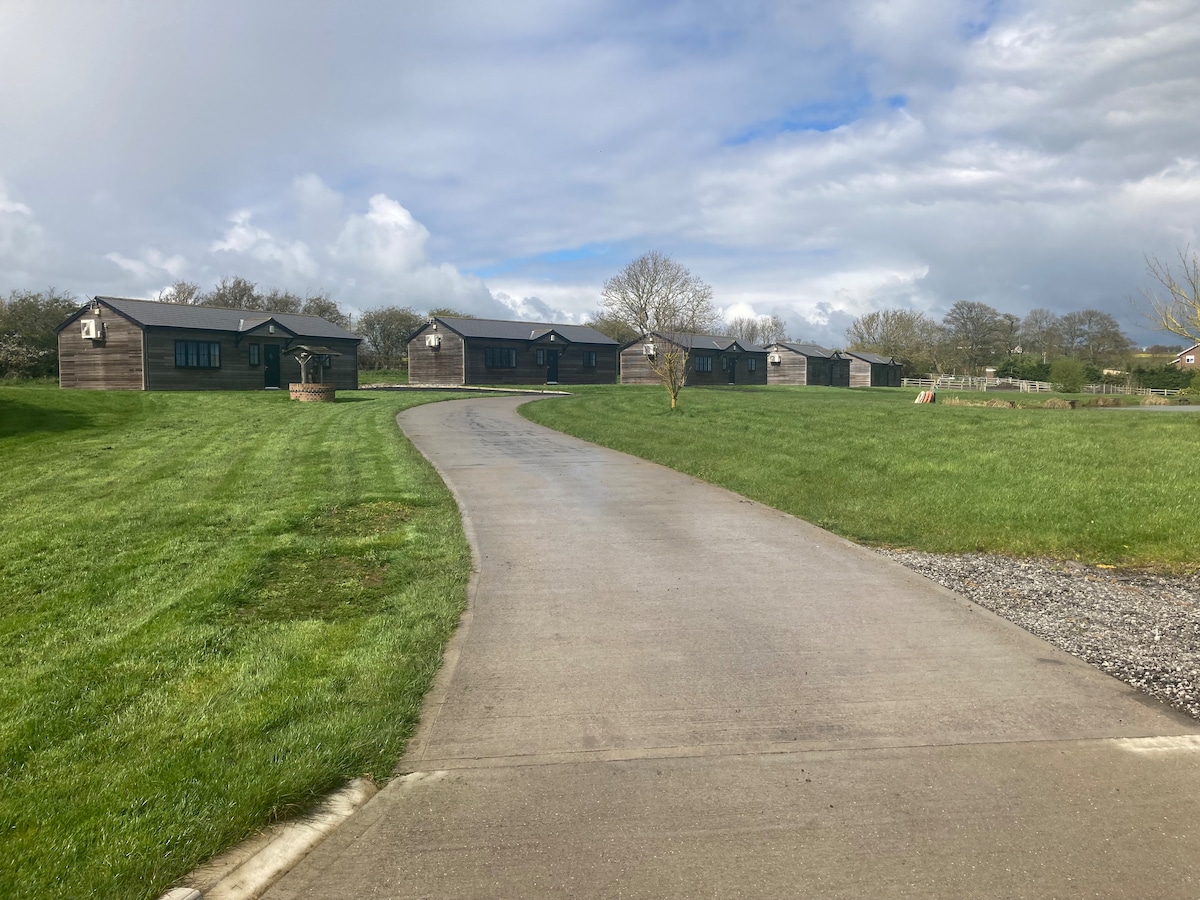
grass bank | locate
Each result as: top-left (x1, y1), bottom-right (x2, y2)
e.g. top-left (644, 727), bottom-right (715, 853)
top-left (521, 385), bottom-right (1198, 570)
top-left (0, 386), bottom-right (471, 899)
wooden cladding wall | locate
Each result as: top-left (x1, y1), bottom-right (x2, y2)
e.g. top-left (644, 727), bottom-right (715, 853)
top-left (408, 330), bottom-right (466, 384)
top-left (619, 347), bottom-right (768, 385)
top-left (618, 347), bottom-right (661, 384)
top-left (58, 313), bottom-right (145, 390)
top-left (847, 359), bottom-right (900, 388)
top-left (140, 331), bottom-right (359, 391)
top-left (462, 340), bottom-right (617, 385)
top-left (765, 349), bottom-right (809, 386)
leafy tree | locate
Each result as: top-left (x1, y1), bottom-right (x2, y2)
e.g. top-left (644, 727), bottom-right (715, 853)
top-left (1139, 246), bottom-right (1200, 344)
top-left (995, 356), bottom-right (1051, 382)
top-left (601, 251), bottom-right (719, 409)
top-left (0, 288), bottom-right (80, 378)
top-left (845, 308), bottom-right (943, 375)
top-left (943, 301), bottom-right (1003, 373)
top-left (1131, 364), bottom-right (1195, 391)
top-left (258, 288), bottom-right (302, 315)
top-left (1050, 356), bottom-right (1087, 393)
top-left (427, 307), bottom-right (474, 319)
top-left (200, 276), bottom-right (260, 310)
top-left (300, 292), bottom-right (350, 328)
top-left (357, 306), bottom-right (424, 369)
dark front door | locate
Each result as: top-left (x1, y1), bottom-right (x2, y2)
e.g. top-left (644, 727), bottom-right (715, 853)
top-left (546, 349), bottom-right (559, 383)
top-left (727, 357), bottom-right (736, 384)
top-left (264, 344), bottom-right (281, 388)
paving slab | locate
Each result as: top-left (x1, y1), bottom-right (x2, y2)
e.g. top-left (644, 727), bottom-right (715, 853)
top-left (265, 395), bottom-right (1200, 899)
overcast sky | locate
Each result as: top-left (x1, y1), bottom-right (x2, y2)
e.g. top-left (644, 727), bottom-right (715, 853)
top-left (2, 0), bottom-right (1198, 347)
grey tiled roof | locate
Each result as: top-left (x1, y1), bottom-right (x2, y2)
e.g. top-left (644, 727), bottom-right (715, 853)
top-left (843, 350), bottom-right (897, 365)
top-left (773, 342), bottom-right (839, 358)
top-left (646, 332), bottom-right (768, 353)
top-left (430, 316), bottom-right (619, 345)
top-left (81, 296), bottom-right (360, 341)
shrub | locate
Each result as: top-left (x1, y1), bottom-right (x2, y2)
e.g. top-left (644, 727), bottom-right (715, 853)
top-left (1049, 357), bottom-right (1087, 393)
top-left (1043, 398), bottom-right (1073, 409)
top-left (1142, 394), bottom-right (1170, 406)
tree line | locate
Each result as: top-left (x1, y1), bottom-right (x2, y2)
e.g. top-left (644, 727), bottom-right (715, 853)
top-left (845, 302), bottom-right (1142, 381)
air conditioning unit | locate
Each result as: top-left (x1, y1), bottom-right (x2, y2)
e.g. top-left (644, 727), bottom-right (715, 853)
top-left (80, 318), bottom-right (102, 340)
top-left (425, 333), bottom-right (441, 348)
top-left (769, 353), bottom-right (781, 364)
top-left (642, 343), bottom-right (656, 357)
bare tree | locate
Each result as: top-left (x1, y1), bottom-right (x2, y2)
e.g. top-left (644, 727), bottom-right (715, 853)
top-left (1018, 308), bottom-right (1061, 362)
top-left (943, 301), bottom-right (1003, 373)
top-left (726, 313), bottom-right (788, 345)
top-left (1058, 309), bottom-right (1132, 367)
top-left (725, 316), bottom-right (762, 344)
top-left (1139, 247), bottom-right (1200, 344)
top-left (156, 280), bottom-right (203, 305)
top-left (845, 308), bottom-right (943, 375)
top-left (759, 314), bottom-right (789, 344)
top-left (998, 313), bottom-right (1021, 356)
top-left (584, 311), bottom-right (640, 345)
top-left (601, 251), bottom-right (719, 408)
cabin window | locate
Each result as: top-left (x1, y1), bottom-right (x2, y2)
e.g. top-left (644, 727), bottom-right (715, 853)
top-left (694, 355), bottom-right (713, 373)
top-left (484, 347), bottom-right (517, 368)
top-left (1187, 355), bottom-right (1196, 364)
top-left (248, 343), bottom-right (261, 366)
top-left (747, 358), bottom-right (757, 372)
top-left (536, 348), bottom-right (546, 365)
top-left (582, 351), bottom-right (597, 367)
top-left (175, 340), bottom-right (221, 368)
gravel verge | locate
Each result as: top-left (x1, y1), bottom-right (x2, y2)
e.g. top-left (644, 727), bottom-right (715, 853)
top-left (876, 550), bottom-right (1200, 721)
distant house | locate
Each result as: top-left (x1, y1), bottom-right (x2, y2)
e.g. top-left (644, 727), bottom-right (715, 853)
top-left (406, 316), bottom-right (619, 385)
top-left (842, 350), bottom-right (903, 387)
top-left (1173, 344), bottom-right (1199, 370)
top-left (763, 342), bottom-right (850, 386)
top-left (620, 333), bottom-right (769, 386)
top-left (55, 296), bottom-right (360, 391)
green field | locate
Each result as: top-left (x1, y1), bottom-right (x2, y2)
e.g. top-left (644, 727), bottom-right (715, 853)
top-left (0, 386), bottom-right (472, 899)
top-left (521, 385), bottom-right (1199, 570)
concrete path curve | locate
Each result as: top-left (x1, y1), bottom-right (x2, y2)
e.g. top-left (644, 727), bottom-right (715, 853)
top-left (267, 395), bottom-right (1200, 899)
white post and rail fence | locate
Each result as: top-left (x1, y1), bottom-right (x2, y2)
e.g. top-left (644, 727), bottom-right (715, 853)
top-left (900, 376), bottom-right (1180, 396)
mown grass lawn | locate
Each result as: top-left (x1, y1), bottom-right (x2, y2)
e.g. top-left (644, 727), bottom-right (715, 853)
top-left (0, 386), bottom-right (472, 899)
top-left (522, 385), bottom-right (1199, 570)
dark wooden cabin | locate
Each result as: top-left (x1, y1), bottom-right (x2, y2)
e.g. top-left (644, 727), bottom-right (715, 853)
top-left (843, 350), bottom-right (903, 387)
top-left (620, 333), bottom-right (769, 386)
top-left (56, 296), bottom-right (361, 391)
top-left (406, 316), bottom-right (619, 385)
top-left (763, 342), bottom-right (850, 386)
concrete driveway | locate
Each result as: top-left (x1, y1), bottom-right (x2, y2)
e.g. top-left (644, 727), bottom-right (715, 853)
top-left (266, 395), bottom-right (1200, 899)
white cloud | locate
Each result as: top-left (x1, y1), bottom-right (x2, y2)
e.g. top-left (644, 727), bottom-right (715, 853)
top-left (104, 247), bottom-right (187, 280)
top-left (210, 210), bottom-right (319, 280)
top-left (0, 181), bottom-right (48, 282)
